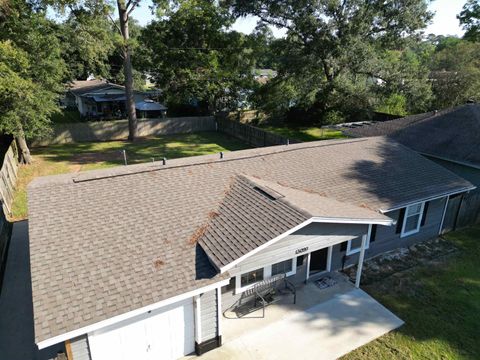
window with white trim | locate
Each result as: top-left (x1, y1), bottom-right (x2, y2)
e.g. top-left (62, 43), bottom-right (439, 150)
top-left (401, 202), bottom-right (425, 237)
top-left (271, 259), bottom-right (293, 276)
top-left (240, 268), bottom-right (264, 287)
top-left (346, 236), bottom-right (369, 255)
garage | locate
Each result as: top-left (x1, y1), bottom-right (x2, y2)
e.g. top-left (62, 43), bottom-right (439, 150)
top-left (88, 298), bottom-right (195, 360)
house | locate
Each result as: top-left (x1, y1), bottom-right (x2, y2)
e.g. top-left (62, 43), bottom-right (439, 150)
top-left (343, 103), bottom-right (480, 229)
top-left (27, 137), bottom-right (474, 359)
top-left (65, 79), bottom-right (167, 120)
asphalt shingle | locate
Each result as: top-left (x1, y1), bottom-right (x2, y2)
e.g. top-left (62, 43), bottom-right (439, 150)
top-left (28, 137), bottom-right (474, 344)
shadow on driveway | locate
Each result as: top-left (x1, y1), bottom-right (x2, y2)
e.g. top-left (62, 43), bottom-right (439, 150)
top-left (0, 221), bottom-right (65, 360)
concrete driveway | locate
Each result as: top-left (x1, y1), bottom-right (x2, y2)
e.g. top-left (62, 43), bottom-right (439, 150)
top-left (199, 288), bottom-right (403, 360)
top-left (0, 221), bottom-right (64, 360)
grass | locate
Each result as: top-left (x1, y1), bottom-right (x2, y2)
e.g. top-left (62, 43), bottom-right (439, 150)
top-left (10, 132), bottom-right (249, 221)
top-left (342, 226), bottom-right (480, 360)
top-left (260, 125), bottom-right (346, 142)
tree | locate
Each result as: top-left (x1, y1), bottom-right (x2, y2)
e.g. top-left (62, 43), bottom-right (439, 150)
top-left (139, 0), bottom-right (256, 113)
top-left (225, 0), bottom-right (433, 123)
top-left (47, 0), bottom-right (142, 140)
top-left (429, 40), bottom-right (480, 108)
top-left (458, 0), bottom-right (480, 42)
top-left (0, 41), bottom-right (58, 163)
top-left (0, 0), bottom-right (66, 163)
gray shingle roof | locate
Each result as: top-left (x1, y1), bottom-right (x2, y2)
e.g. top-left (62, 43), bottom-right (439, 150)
top-left (28, 137), bottom-right (474, 344)
top-left (199, 175), bottom-right (393, 270)
top-left (344, 104), bottom-right (480, 168)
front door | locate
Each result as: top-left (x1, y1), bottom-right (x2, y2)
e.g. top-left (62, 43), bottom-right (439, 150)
top-left (309, 248), bottom-right (328, 273)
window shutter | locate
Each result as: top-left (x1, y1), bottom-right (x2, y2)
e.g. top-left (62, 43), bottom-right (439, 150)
top-left (421, 202), bottom-right (429, 226)
top-left (370, 224), bottom-right (377, 242)
top-left (340, 241), bottom-right (347, 251)
top-left (396, 208), bottom-right (406, 234)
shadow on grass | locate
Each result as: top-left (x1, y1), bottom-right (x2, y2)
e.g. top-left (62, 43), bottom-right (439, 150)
top-left (32, 131), bottom-right (250, 167)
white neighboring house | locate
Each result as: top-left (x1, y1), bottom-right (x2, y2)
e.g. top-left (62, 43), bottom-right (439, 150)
top-left (64, 79), bottom-right (167, 119)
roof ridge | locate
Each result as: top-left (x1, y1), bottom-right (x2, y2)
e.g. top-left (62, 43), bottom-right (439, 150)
top-left (67, 138), bottom-right (369, 184)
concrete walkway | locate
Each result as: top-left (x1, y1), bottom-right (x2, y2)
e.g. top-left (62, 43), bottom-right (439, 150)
top-left (198, 289), bottom-right (403, 360)
top-left (0, 221), bottom-right (64, 360)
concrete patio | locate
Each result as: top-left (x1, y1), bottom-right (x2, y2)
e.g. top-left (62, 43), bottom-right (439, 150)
top-left (190, 277), bottom-right (403, 360)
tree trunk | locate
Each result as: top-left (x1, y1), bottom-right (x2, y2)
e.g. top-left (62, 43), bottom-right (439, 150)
top-left (15, 130), bottom-right (32, 165)
top-left (117, 0), bottom-right (138, 141)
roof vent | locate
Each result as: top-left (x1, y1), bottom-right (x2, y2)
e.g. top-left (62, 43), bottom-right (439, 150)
top-left (253, 185), bottom-right (284, 200)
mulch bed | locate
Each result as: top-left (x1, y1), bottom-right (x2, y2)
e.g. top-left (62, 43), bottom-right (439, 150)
top-left (343, 236), bottom-right (459, 286)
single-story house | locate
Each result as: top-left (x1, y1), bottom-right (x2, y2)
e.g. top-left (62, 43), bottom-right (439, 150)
top-left (64, 79), bottom-right (167, 120)
top-left (343, 103), bottom-right (480, 229)
top-left (28, 137), bottom-right (474, 359)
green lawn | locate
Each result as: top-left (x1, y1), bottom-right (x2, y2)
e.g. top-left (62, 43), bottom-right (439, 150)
top-left (11, 132), bottom-right (248, 221)
top-left (260, 125), bottom-right (346, 142)
top-left (343, 226), bottom-right (480, 360)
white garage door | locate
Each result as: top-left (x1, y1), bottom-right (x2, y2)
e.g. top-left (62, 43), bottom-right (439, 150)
top-left (88, 298), bottom-right (195, 360)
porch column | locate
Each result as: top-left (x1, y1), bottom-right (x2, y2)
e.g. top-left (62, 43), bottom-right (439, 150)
top-left (216, 287), bottom-right (222, 340)
top-left (326, 246), bottom-right (333, 271)
top-left (355, 234), bottom-right (368, 288)
top-left (194, 295), bottom-right (202, 343)
top-left (305, 252), bottom-right (311, 283)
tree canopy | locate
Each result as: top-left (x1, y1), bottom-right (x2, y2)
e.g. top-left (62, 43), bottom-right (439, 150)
top-left (138, 0), bottom-right (257, 113)
top-left (224, 0), bottom-right (434, 123)
top-left (458, 0), bottom-right (480, 42)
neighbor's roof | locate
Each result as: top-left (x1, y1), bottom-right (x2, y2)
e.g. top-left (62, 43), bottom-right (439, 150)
top-left (68, 79), bottom-right (123, 96)
top-left (28, 137), bottom-right (473, 344)
top-left (135, 100), bottom-right (167, 111)
top-left (344, 104), bottom-right (480, 168)
top-left (199, 175), bottom-right (393, 270)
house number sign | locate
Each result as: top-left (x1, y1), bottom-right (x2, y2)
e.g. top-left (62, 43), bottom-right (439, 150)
top-left (295, 247), bottom-right (308, 255)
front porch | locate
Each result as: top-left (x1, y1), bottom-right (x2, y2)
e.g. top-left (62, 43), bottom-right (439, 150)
top-left (221, 271), bottom-right (355, 342)
top-left (194, 278), bottom-right (403, 360)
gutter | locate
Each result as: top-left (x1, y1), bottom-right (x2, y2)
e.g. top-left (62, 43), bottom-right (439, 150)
top-left (379, 186), bottom-right (477, 213)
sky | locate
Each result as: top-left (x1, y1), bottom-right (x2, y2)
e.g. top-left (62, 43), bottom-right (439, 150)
top-left (129, 0), bottom-right (466, 37)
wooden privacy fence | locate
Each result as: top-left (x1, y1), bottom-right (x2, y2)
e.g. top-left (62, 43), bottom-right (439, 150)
top-left (33, 116), bottom-right (216, 146)
top-left (0, 140), bottom-right (19, 216)
top-left (216, 117), bottom-right (300, 147)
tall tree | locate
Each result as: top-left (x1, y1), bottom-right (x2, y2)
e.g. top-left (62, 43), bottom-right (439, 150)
top-left (458, 0), bottom-right (480, 42)
top-left (0, 0), bottom-right (66, 163)
top-left (47, 0), bottom-right (141, 140)
top-left (226, 0), bottom-right (433, 123)
top-left (139, 0), bottom-right (256, 113)
top-left (429, 39), bottom-right (480, 108)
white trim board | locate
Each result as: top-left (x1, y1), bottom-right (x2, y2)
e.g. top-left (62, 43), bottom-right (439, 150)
top-left (37, 278), bottom-right (230, 350)
top-left (219, 216), bottom-right (394, 273)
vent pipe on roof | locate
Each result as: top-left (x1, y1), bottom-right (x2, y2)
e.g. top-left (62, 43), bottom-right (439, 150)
top-left (220, 152), bottom-right (224, 159)
top-left (286, 139), bottom-right (290, 145)
top-left (162, 157), bottom-right (166, 165)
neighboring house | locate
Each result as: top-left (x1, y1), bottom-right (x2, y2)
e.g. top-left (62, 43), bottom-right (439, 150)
top-left (28, 137), bottom-right (474, 360)
top-left (343, 103), bottom-right (480, 230)
top-left (253, 69), bottom-right (277, 84)
top-left (65, 79), bottom-right (167, 120)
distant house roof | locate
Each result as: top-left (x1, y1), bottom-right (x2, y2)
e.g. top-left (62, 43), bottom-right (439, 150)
top-left (135, 99), bottom-right (167, 111)
top-left (343, 104), bottom-right (480, 168)
top-left (68, 79), bottom-right (124, 96)
top-left (28, 137), bottom-right (474, 344)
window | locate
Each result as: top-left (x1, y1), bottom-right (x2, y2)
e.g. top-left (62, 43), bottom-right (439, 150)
top-left (346, 236), bottom-right (369, 255)
top-left (240, 268), bottom-right (264, 287)
top-left (401, 202), bottom-right (425, 237)
top-left (271, 259), bottom-right (293, 276)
